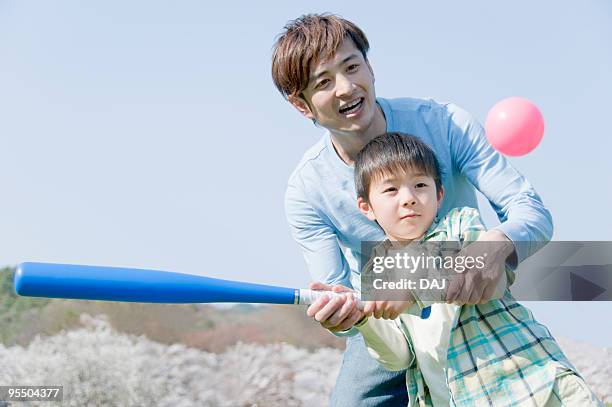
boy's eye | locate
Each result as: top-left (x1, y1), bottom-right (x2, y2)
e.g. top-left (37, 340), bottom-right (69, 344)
top-left (383, 187), bottom-right (397, 193)
top-left (415, 183), bottom-right (427, 188)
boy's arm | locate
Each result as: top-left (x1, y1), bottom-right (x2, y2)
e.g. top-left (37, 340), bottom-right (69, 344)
top-left (355, 317), bottom-right (415, 371)
top-left (446, 102), bottom-right (553, 267)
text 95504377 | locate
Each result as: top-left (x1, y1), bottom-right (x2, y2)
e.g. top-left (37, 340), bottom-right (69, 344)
top-left (0, 386), bottom-right (63, 402)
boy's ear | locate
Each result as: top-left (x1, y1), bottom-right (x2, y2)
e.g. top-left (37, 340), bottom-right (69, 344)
top-left (288, 94), bottom-right (315, 120)
top-left (357, 196), bottom-right (377, 221)
top-left (436, 185), bottom-right (445, 208)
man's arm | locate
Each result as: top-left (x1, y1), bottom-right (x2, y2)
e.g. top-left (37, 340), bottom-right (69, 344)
top-left (446, 102), bottom-right (553, 266)
top-left (444, 207), bottom-right (512, 304)
top-left (285, 179), bottom-right (362, 335)
top-left (285, 179), bottom-right (353, 286)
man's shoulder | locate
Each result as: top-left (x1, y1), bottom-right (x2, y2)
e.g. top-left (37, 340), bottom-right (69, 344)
top-left (379, 97), bottom-right (457, 134)
top-left (287, 134), bottom-right (329, 187)
top-left (380, 96), bottom-right (450, 115)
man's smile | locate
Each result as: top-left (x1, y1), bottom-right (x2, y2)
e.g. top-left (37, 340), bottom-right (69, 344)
top-left (339, 97), bottom-right (364, 116)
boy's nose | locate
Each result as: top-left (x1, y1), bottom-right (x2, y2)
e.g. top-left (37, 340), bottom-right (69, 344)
top-left (400, 188), bottom-right (417, 206)
top-left (402, 199), bottom-right (417, 207)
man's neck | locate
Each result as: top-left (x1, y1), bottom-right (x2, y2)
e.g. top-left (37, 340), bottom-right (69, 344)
top-left (329, 102), bottom-right (387, 166)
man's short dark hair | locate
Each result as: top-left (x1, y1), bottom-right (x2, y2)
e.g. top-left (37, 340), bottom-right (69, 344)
top-left (354, 132), bottom-right (443, 202)
top-left (271, 13), bottom-right (369, 99)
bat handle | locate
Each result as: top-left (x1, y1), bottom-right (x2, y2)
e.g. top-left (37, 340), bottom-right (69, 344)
top-left (296, 289), bottom-right (365, 311)
top-left (296, 289), bottom-right (431, 319)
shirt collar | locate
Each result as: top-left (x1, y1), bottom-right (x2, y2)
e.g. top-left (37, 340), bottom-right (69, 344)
top-left (420, 215), bottom-right (447, 241)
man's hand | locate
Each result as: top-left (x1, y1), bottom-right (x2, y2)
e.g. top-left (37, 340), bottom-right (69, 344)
top-left (363, 299), bottom-right (415, 320)
top-left (445, 229), bottom-right (515, 305)
top-left (306, 282), bottom-right (365, 332)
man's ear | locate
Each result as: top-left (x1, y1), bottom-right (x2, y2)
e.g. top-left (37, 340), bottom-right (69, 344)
top-left (436, 185), bottom-right (445, 208)
top-left (357, 196), bottom-right (377, 221)
top-left (288, 94), bottom-right (314, 120)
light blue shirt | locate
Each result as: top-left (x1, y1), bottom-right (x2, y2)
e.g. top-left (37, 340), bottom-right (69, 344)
top-left (285, 97), bottom-right (553, 291)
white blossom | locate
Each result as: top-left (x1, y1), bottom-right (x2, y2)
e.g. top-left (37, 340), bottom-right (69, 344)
top-left (0, 314), bottom-right (608, 405)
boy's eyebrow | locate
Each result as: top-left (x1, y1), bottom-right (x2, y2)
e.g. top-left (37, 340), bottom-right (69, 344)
top-left (377, 172), bottom-right (429, 184)
top-left (377, 175), bottom-right (397, 184)
top-left (309, 54), bottom-right (361, 83)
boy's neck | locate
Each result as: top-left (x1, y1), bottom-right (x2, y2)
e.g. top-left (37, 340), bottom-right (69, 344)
top-left (387, 235), bottom-right (421, 245)
top-left (329, 102), bottom-right (387, 166)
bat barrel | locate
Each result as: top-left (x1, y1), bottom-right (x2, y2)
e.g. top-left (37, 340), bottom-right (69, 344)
top-left (15, 262), bottom-right (297, 305)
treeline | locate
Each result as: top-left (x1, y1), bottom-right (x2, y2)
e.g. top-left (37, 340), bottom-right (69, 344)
top-left (0, 267), bottom-right (50, 344)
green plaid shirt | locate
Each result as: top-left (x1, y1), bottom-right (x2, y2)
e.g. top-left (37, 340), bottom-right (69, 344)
top-left (358, 207), bottom-right (578, 407)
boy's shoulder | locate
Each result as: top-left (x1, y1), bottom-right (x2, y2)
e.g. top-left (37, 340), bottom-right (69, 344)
top-left (426, 207), bottom-right (484, 241)
top-left (443, 207), bottom-right (482, 224)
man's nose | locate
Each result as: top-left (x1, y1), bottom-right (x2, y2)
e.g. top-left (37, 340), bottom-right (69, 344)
top-left (335, 74), bottom-right (355, 97)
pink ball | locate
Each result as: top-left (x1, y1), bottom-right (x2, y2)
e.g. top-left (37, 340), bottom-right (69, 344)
top-left (484, 97), bottom-right (545, 156)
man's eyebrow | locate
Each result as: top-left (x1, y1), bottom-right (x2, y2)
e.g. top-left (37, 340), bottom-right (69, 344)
top-left (309, 54), bottom-right (361, 83)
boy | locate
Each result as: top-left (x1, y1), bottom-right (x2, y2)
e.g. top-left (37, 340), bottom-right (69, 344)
top-left (274, 13), bottom-right (553, 405)
top-left (350, 132), bottom-right (603, 406)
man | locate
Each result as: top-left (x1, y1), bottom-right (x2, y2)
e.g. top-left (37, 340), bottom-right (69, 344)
top-left (272, 14), bottom-right (552, 406)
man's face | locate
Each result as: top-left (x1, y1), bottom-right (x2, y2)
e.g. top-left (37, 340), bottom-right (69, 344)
top-left (358, 168), bottom-right (444, 242)
top-left (291, 37), bottom-right (377, 134)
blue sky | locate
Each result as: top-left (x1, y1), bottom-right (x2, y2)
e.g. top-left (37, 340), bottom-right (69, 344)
top-left (1, 1), bottom-right (611, 346)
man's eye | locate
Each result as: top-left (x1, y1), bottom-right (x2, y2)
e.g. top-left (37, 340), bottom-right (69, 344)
top-left (347, 64), bottom-right (359, 72)
top-left (415, 183), bottom-right (427, 188)
top-left (316, 79), bottom-right (330, 89)
top-left (383, 187), bottom-right (397, 193)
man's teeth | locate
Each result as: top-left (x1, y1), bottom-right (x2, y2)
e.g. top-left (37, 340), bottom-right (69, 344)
top-left (340, 98), bottom-right (362, 114)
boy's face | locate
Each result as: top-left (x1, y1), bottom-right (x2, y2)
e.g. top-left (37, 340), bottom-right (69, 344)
top-left (289, 37), bottom-right (378, 135)
top-left (358, 168), bottom-right (444, 242)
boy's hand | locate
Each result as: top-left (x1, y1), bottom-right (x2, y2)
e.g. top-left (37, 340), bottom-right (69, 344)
top-left (306, 282), bottom-right (365, 332)
top-left (363, 299), bottom-right (414, 320)
top-left (446, 229), bottom-right (515, 305)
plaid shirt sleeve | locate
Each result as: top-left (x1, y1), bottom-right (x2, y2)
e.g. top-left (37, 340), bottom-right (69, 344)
top-left (358, 316), bottom-right (416, 371)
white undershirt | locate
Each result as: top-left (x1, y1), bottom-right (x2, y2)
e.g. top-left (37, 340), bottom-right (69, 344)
top-left (399, 303), bottom-right (460, 406)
